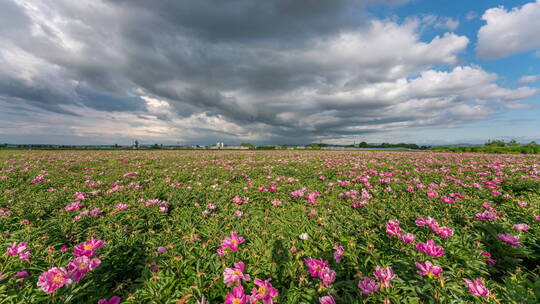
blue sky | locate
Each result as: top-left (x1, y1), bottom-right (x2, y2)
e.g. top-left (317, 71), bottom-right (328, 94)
top-left (0, 0), bottom-right (539, 145)
top-left (371, 0), bottom-right (540, 144)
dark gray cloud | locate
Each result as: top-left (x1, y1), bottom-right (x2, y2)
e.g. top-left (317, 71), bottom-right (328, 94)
top-left (0, 0), bottom-right (537, 145)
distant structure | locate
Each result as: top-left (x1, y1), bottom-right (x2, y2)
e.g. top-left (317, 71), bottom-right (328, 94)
top-left (211, 142), bottom-right (225, 149)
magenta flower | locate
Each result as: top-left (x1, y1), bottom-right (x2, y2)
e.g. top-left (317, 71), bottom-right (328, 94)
top-left (98, 296), bottom-right (122, 304)
top-left (6, 242), bottom-right (27, 256)
top-left (440, 196), bottom-right (455, 204)
top-left (358, 277), bottom-right (379, 294)
top-left (224, 285), bottom-right (248, 304)
top-left (436, 226), bottom-right (453, 238)
top-left (221, 232), bottom-right (245, 252)
top-left (333, 245), bottom-right (345, 263)
top-left (319, 294), bottom-right (336, 304)
top-left (415, 261), bottom-right (442, 278)
top-left (319, 267), bottom-right (337, 287)
top-left (498, 234), bottom-right (521, 246)
top-left (426, 189), bottom-right (438, 198)
top-left (73, 238), bottom-right (105, 257)
top-left (250, 278), bottom-right (279, 304)
top-left (304, 258), bottom-right (329, 278)
top-left (401, 233), bottom-right (416, 243)
top-left (480, 252), bottom-right (496, 266)
top-left (373, 266), bottom-right (396, 287)
top-left (385, 220), bottom-right (402, 237)
top-left (157, 246), bottom-right (167, 254)
top-left (223, 262), bottom-right (251, 287)
top-left (114, 204), bottom-right (128, 211)
top-left (67, 256), bottom-right (101, 282)
top-left (463, 278), bottom-right (491, 297)
top-left (15, 271), bottom-right (30, 278)
top-left (475, 208), bottom-right (499, 221)
top-left (512, 223), bottom-right (530, 232)
top-left (37, 267), bottom-right (71, 294)
top-left (416, 240), bottom-right (445, 258)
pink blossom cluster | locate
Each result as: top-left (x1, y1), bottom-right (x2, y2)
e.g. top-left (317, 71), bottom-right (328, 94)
top-left (6, 242), bottom-right (31, 261)
top-left (304, 258), bottom-right (336, 287)
top-left (218, 232), bottom-right (245, 257)
top-left (223, 262), bottom-right (278, 304)
top-left (37, 238), bottom-right (104, 294)
top-left (416, 217), bottom-right (453, 238)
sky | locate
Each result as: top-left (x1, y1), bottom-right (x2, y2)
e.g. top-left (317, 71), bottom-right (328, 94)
top-left (1, 0), bottom-right (539, 146)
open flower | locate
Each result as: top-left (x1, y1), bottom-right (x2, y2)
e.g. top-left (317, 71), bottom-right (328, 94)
top-left (251, 278), bottom-right (278, 304)
top-left (304, 258), bottom-right (329, 278)
top-left (319, 294), bottom-right (336, 304)
top-left (224, 285), bottom-right (248, 304)
top-left (223, 262), bottom-right (250, 287)
top-left (333, 245), bottom-right (344, 263)
top-left (463, 278), bottom-right (491, 297)
top-left (37, 267), bottom-right (71, 294)
top-left (415, 261), bottom-right (442, 278)
top-left (373, 266), bottom-right (396, 287)
top-left (67, 256), bottom-right (101, 282)
top-left (358, 277), bottom-right (379, 294)
top-left (221, 232), bottom-right (245, 252)
top-left (73, 238), bottom-right (105, 257)
top-left (416, 240), bottom-right (445, 258)
top-left (498, 234), bottom-right (521, 246)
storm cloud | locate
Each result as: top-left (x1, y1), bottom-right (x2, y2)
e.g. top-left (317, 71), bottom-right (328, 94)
top-left (0, 0), bottom-right (538, 144)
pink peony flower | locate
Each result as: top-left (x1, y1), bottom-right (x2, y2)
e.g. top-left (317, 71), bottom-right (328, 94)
top-left (319, 267), bottom-right (336, 287)
top-left (373, 266), bottom-right (396, 287)
top-left (333, 245), bottom-right (344, 263)
top-left (221, 232), bottom-right (245, 252)
top-left (114, 204), bottom-right (128, 211)
top-left (73, 238), bottom-right (105, 257)
top-left (401, 233), bottom-right (416, 243)
top-left (67, 256), bottom-right (101, 282)
top-left (37, 267), bottom-right (71, 294)
top-left (463, 278), bottom-right (491, 297)
top-left (304, 258), bottom-right (329, 278)
top-left (415, 261), bottom-right (442, 278)
top-left (512, 223), bottom-right (530, 232)
top-left (224, 285), bottom-right (248, 304)
top-left (416, 240), bottom-right (445, 258)
top-left (157, 246), bottom-right (166, 254)
top-left (385, 220), bottom-right (402, 237)
top-left (436, 226), bottom-right (453, 238)
top-left (223, 262), bottom-right (251, 287)
top-left (250, 278), bottom-right (279, 304)
top-left (498, 234), bottom-right (520, 246)
top-left (98, 296), bottom-right (122, 304)
top-left (319, 294), bottom-right (336, 304)
top-left (358, 277), bottom-right (379, 294)
top-left (7, 242), bottom-right (27, 256)
top-left (440, 196), bottom-right (455, 204)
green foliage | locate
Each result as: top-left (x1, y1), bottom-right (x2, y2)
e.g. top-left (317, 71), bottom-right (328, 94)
top-left (0, 150), bottom-right (538, 303)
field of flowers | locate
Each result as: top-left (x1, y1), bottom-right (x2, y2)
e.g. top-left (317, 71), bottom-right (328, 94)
top-left (0, 150), bottom-right (539, 303)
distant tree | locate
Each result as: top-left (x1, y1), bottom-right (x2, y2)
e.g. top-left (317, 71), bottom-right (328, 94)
top-left (134, 140), bottom-right (139, 149)
top-left (240, 142), bottom-right (255, 149)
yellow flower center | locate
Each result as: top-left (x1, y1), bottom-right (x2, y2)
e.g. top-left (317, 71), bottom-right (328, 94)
top-left (52, 273), bottom-right (64, 283)
top-left (234, 270), bottom-right (242, 276)
top-left (232, 239), bottom-right (238, 245)
top-left (233, 298), bottom-right (241, 304)
top-left (258, 286), bottom-right (267, 295)
top-left (83, 243), bottom-right (93, 250)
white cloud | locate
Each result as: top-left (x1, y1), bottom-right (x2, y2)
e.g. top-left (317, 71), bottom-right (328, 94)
top-left (517, 74), bottom-right (540, 84)
top-left (477, 1), bottom-right (540, 59)
top-left (434, 17), bottom-right (459, 31)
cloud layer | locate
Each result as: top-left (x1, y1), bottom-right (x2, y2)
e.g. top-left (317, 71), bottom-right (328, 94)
top-left (477, 0), bottom-right (540, 59)
top-left (0, 0), bottom-right (538, 144)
